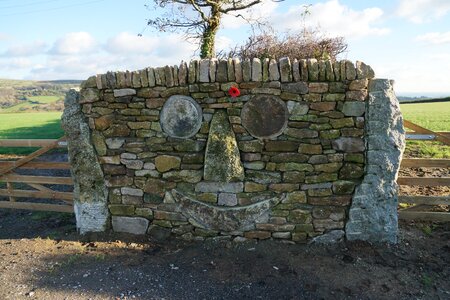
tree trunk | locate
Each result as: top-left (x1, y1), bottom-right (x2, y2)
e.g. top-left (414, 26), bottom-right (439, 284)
top-left (200, 9), bottom-right (221, 58)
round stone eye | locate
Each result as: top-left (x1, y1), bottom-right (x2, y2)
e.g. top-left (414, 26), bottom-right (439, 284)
top-left (241, 95), bottom-right (288, 139)
top-left (160, 95), bottom-right (203, 139)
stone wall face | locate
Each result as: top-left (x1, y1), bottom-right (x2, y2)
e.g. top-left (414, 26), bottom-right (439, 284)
top-left (73, 57), bottom-right (382, 242)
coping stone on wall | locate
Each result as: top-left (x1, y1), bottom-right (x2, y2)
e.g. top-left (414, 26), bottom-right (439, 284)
top-left (90, 58), bottom-right (373, 90)
top-left (345, 79), bottom-right (405, 244)
top-left (61, 89), bottom-right (109, 234)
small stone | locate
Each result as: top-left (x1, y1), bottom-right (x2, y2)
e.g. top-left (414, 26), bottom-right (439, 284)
top-left (342, 101), bottom-right (366, 117)
top-left (244, 161), bottom-right (265, 170)
top-left (103, 124), bottom-right (131, 137)
top-left (283, 171), bottom-right (305, 183)
top-left (242, 59), bottom-right (251, 82)
top-left (307, 59), bottom-right (319, 81)
top-left (91, 131), bottom-right (106, 156)
top-left (287, 101), bottom-right (309, 115)
top-left (113, 88), bottom-right (136, 97)
top-left (121, 187), bottom-right (144, 197)
top-left (272, 232), bottom-right (291, 239)
top-left (99, 155), bottom-right (120, 165)
top-left (339, 163), bottom-right (364, 179)
top-left (199, 59), bottom-right (210, 82)
top-left (265, 141), bottom-right (299, 152)
top-left (251, 58), bottom-right (262, 81)
top-left (330, 118), bottom-right (354, 129)
top-left (308, 83), bottom-right (328, 93)
top-left (305, 173), bottom-right (338, 184)
top-left (121, 159), bottom-right (144, 170)
top-left (346, 90), bottom-right (368, 101)
top-left (332, 137), bottom-right (365, 153)
top-left (109, 205), bottom-right (135, 216)
top-left (269, 59), bottom-right (280, 81)
top-left (271, 153), bottom-right (308, 163)
top-left (218, 193), bottom-right (238, 206)
top-left (244, 182), bottom-right (267, 192)
top-left (244, 231), bottom-right (271, 240)
top-left (356, 61), bottom-right (375, 79)
top-left (332, 180), bottom-right (356, 194)
top-left (281, 82), bottom-right (308, 94)
top-left (298, 144), bottom-right (322, 154)
top-left (155, 155), bottom-right (181, 172)
top-left (314, 162), bottom-right (342, 173)
top-left (345, 61), bottom-right (356, 80)
top-left (269, 183), bottom-right (299, 192)
top-left (285, 128), bottom-right (318, 139)
top-left (94, 115), bottom-right (114, 131)
top-left (279, 57), bottom-right (292, 82)
top-left (162, 170), bottom-right (202, 183)
top-left (234, 58), bottom-right (243, 82)
top-left (349, 79), bottom-right (368, 90)
top-left (310, 102), bottom-right (336, 112)
top-left (238, 140), bottom-right (264, 152)
top-left (195, 182), bottom-right (244, 193)
top-left (320, 130), bottom-right (340, 139)
top-left (245, 170), bottom-right (281, 184)
top-left (276, 163), bottom-right (313, 172)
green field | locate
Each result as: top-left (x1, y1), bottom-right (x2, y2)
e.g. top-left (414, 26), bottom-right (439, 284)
top-left (400, 101), bottom-right (450, 158)
top-left (27, 95), bottom-right (61, 103)
top-left (400, 101), bottom-right (450, 131)
top-left (0, 112), bottom-right (64, 154)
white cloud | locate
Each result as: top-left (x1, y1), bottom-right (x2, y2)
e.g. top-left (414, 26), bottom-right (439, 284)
top-left (272, 0), bottom-right (389, 39)
top-left (397, 0), bottom-right (450, 23)
top-left (0, 33), bottom-right (10, 42)
top-left (415, 32), bottom-right (450, 45)
top-left (105, 32), bottom-right (157, 54)
top-left (2, 40), bottom-right (47, 57)
top-left (19, 31), bottom-right (198, 80)
top-left (221, 0), bottom-right (279, 29)
top-left (50, 32), bottom-right (97, 55)
top-left (376, 55), bottom-right (450, 94)
top-left (0, 57), bottom-right (33, 70)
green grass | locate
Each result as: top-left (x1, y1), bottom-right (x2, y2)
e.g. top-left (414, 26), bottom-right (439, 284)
top-left (401, 101), bottom-right (450, 158)
top-left (27, 95), bottom-right (61, 103)
top-left (0, 95), bottom-right (61, 113)
top-left (400, 101), bottom-right (450, 131)
top-left (0, 112), bottom-right (64, 154)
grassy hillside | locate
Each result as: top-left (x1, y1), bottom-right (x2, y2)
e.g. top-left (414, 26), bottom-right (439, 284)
top-left (0, 95), bottom-right (63, 113)
top-left (400, 101), bottom-right (450, 131)
top-left (400, 101), bottom-right (450, 158)
top-left (0, 78), bottom-right (80, 111)
top-left (0, 112), bottom-right (64, 154)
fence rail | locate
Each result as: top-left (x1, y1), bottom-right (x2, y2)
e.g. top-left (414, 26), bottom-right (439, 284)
top-left (399, 120), bottom-right (450, 222)
top-left (0, 138), bottom-right (73, 213)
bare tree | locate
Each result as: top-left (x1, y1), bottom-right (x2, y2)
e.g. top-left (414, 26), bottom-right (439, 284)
top-left (224, 28), bottom-right (348, 61)
top-left (146, 0), bottom-right (283, 58)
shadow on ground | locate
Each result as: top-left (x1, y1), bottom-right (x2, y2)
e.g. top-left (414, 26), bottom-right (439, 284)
top-left (0, 208), bottom-right (449, 300)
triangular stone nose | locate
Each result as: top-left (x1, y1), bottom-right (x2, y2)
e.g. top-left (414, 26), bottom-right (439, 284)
top-left (204, 110), bottom-right (244, 182)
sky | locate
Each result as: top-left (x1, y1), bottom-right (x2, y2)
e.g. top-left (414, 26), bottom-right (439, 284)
top-left (0, 0), bottom-right (449, 96)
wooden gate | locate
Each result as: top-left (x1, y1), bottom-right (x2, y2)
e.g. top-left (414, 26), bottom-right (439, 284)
top-left (398, 120), bottom-right (450, 222)
top-left (0, 138), bottom-right (73, 213)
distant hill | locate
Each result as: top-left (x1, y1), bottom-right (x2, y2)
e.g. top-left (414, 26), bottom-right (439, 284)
top-left (399, 95), bottom-right (450, 104)
top-left (0, 78), bottom-right (82, 112)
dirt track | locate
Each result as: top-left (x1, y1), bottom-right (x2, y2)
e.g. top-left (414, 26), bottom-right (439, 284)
top-left (0, 208), bottom-right (449, 300)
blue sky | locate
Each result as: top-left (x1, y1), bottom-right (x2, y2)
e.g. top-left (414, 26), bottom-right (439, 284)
top-left (0, 0), bottom-right (449, 96)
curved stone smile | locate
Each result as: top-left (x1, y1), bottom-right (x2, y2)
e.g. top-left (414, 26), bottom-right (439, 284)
top-left (171, 189), bottom-right (285, 232)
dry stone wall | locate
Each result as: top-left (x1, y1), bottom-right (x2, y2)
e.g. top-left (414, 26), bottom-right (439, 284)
top-left (68, 57), bottom-right (403, 243)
